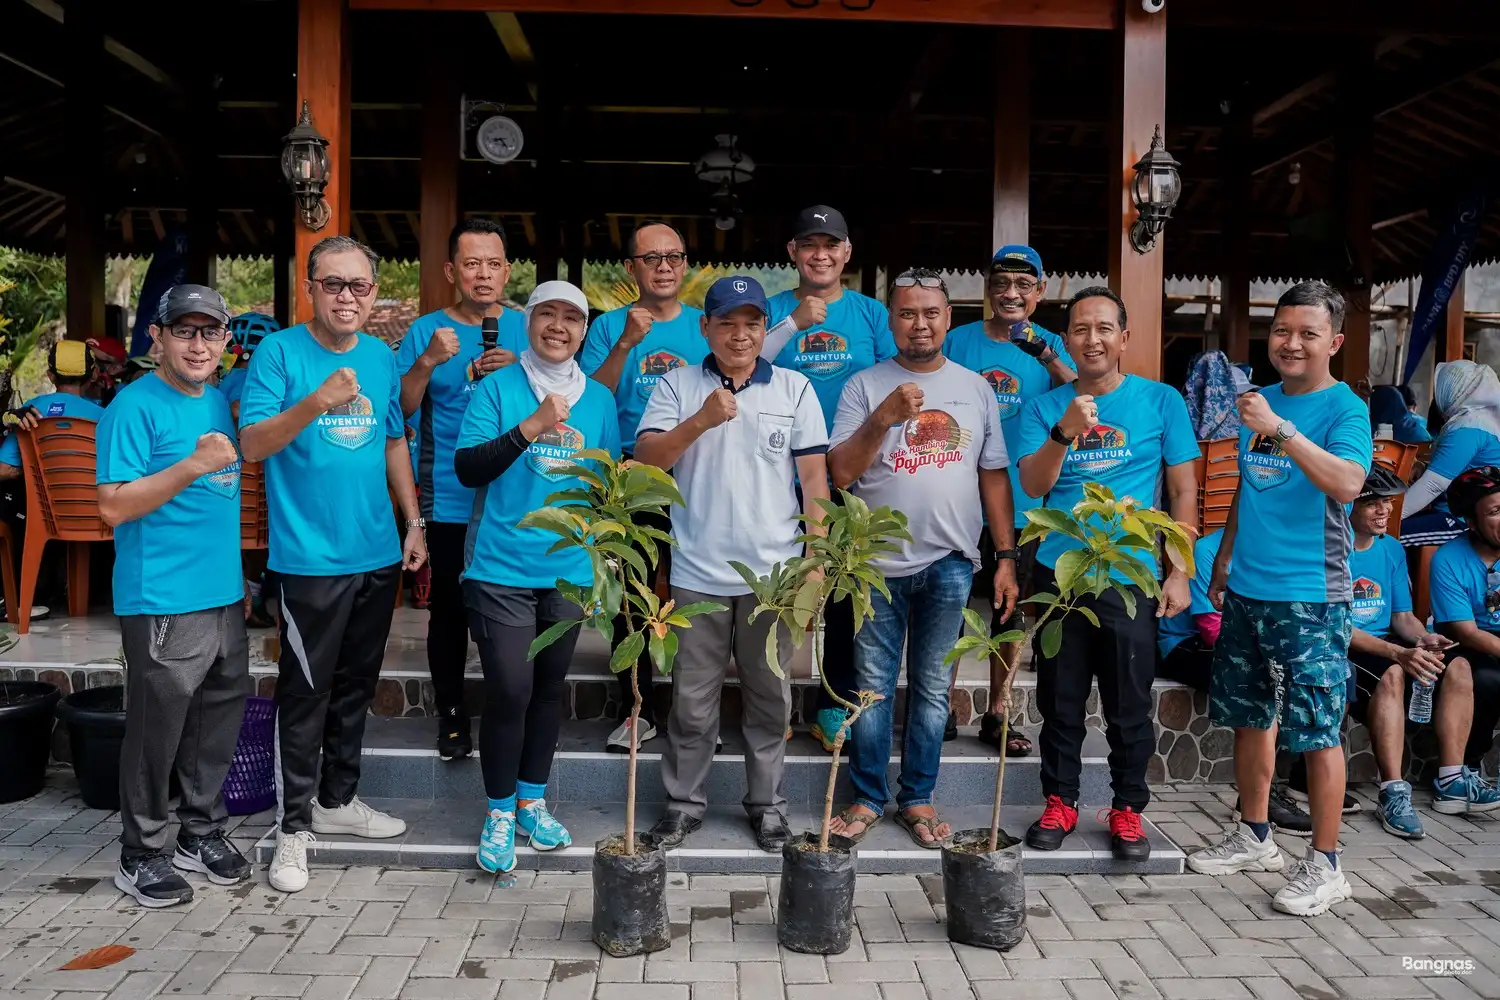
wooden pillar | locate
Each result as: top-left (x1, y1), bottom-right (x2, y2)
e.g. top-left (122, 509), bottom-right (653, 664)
top-left (419, 22), bottom-right (459, 314)
top-left (65, 6), bottom-right (104, 341)
top-left (992, 30), bottom-right (1029, 250)
top-left (1108, 0), bottom-right (1166, 381)
top-left (273, 222), bottom-right (293, 328)
top-left (294, 0), bottom-right (351, 324)
top-left (563, 219), bottom-right (585, 286)
top-left (1220, 101), bottom-right (1251, 363)
top-left (186, 76), bottom-right (219, 287)
top-left (1334, 55), bottom-right (1373, 388)
top-left (1440, 272), bottom-right (1467, 363)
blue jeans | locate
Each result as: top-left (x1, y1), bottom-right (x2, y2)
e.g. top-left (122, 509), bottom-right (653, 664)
top-left (848, 552), bottom-right (972, 816)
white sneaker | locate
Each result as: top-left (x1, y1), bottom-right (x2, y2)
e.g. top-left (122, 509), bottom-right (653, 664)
top-left (311, 796), bottom-right (407, 839)
top-left (1273, 848), bottom-right (1353, 916)
top-left (1186, 822), bottom-right (1286, 876)
top-left (606, 717), bottom-right (657, 752)
top-left (268, 831), bottom-right (315, 892)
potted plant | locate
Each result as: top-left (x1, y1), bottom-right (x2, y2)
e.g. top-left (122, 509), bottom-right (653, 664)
top-left (57, 651), bottom-right (128, 811)
top-left (733, 490), bottom-right (911, 956)
top-left (0, 626), bottom-right (63, 803)
top-left (940, 483), bottom-right (1195, 951)
top-left (522, 451), bottom-right (724, 958)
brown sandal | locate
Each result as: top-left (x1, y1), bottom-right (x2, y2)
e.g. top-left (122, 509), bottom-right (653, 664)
top-left (896, 810), bottom-right (950, 849)
top-left (831, 806), bottom-right (882, 844)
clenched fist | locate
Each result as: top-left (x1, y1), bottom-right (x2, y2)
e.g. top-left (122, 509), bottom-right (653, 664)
top-left (875, 383), bottom-right (924, 427)
top-left (315, 367), bottom-right (361, 411)
top-left (791, 295), bottom-right (828, 331)
top-left (1057, 393), bottom-right (1098, 440)
top-left (191, 431), bottom-right (238, 475)
top-left (620, 307), bottom-right (654, 349)
top-left (698, 387), bottom-right (738, 428)
top-left (533, 393), bottom-right (571, 430)
top-left (1236, 391), bottom-right (1281, 437)
top-left (423, 327), bottom-right (461, 364)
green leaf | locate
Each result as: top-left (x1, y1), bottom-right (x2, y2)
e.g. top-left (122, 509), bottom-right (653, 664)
top-left (1164, 530), bottom-right (1195, 577)
top-left (764, 621), bottom-right (785, 679)
top-left (1053, 547), bottom-right (1091, 598)
top-left (527, 618), bottom-right (582, 660)
top-left (728, 560), bottom-right (767, 596)
top-left (1075, 605), bottom-right (1100, 628)
top-left (1115, 557), bottom-right (1160, 597)
top-left (672, 601), bottom-right (727, 620)
top-left (518, 505), bottom-right (587, 539)
top-left (648, 628), bottom-right (680, 677)
top-left (1040, 619), bottom-right (1063, 659)
top-left (610, 630), bottom-right (646, 675)
top-left (598, 541), bottom-right (647, 579)
top-left (1024, 590), bottom-right (1060, 608)
top-left (961, 606), bottom-right (987, 639)
top-left (1118, 586), bottom-right (1138, 619)
top-left (1022, 507), bottom-right (1089, 542)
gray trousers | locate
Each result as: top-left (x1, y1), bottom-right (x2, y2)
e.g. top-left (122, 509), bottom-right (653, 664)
top-left (661, 588), bottom-right (792, 822)
top-left (119, 605), bottom-right (251, 856)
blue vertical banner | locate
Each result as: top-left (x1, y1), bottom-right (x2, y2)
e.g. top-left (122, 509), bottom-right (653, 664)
top-left (1402, 186), bottom-right (1491, 384)
top-left (129, 229), bottom-right (190, 357)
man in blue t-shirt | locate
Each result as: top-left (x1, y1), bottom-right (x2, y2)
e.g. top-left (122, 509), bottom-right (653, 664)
top-left (1189, 281), bottom-right (1372, 917)
top-left (95, 284), bottom-right (251, 908)
top-left (944, 244), bottom-right (1076, 754)
top-left (1014, 286), bottom-right (1199, 862)
top-left (394, 219), bottom-right (525, 762)
top-left (240, 236), bottom-right (427, 895)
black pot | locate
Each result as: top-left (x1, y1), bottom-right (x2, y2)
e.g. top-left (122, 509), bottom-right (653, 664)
top-left (941, 829), bottom-right (1026, 951)
top-left (57, 686), bottom-right (126, 811)
top-left (777, 831), bottom-right (856, 955)
top-left (592, 833), bottom-right (671, 958)
top-left (0, 681), bottom-right (61, 803)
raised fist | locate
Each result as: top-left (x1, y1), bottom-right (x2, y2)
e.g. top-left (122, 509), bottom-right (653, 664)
top-left (315, 367), bottom-right (361, 411)
top-left (875, 382), bottom-right (924, 427)
top-left (192, 431), bottom-right (238, 475)
top-left (620, 307), bottom-right (654, 349)
top-left (1058, 393), bottom-right (1098, 440)
top-left (424, 326), bottom-right (461, 363)
top-left (534, 392), bottom-right (571, 430)
top-left (1009, 321), bottom-right (1049, 360)
top-left (791, 295), bottom-right (828, 331)
top-left (699, 387), bottom-right (738, 428)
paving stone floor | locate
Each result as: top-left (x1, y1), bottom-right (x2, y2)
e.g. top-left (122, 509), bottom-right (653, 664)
top-left (3, 770), bottom-right (1499, 1000)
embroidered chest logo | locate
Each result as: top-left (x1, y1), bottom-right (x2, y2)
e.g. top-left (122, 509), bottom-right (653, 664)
top-left (887, 410), bottom-right (972, 475)
top-left (767, 429), bottom-right (787, 453)
top-left (1350, 577), bottom-right (1385, 626)
top-left (318, 393), bottom-right (379, 451)
top-left (1065, 423), bottom-right (1132, 477)
top-left (795, 330), bottom-right (852, 380)
top-left (527, 422), bottom-right (586, 481)
top-left (1243, 433), bottom-right (1293, 491)
top-left (981, 367), bottom-right (1023, 419)
top-left (197, 459), bottom-right (242, 499)
top-left (635, 351), bottom-right (686, 396)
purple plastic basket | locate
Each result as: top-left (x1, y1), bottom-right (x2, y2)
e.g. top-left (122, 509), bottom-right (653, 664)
top-left (224, 696), bottom-right (277, 816)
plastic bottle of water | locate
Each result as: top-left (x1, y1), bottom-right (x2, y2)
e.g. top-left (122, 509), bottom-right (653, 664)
top-left (1408, 680), bottom-right (1434, 724)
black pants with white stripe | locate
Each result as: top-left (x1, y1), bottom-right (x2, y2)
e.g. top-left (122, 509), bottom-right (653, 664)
top-left (274, 564), bottom-right (400, 834)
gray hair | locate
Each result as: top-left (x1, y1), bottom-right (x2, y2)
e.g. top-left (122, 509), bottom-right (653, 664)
top-left (1275, 280), bottom-right (1346, 333)
top-left (306, 235), bottom-right (380, 282)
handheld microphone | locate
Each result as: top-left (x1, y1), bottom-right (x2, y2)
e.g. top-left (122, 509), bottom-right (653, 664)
top-left (481, 316), bottom-right (498, 353)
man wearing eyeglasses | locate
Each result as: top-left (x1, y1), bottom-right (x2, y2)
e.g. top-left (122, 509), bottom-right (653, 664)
top-left (579, 221), bottom-right (706, 752)
top-left (826, 269), bottom-right (1016, 848)
top-left (395, 218), bottom-right (525, 762)
top-left (240, 235), bottom-right (427, 894)
top-left (96, 284), bottom-right (252, 907)
top-left (943, 245), bottom-right (1076, 755)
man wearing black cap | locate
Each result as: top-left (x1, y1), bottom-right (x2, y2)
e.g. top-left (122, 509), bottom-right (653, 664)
top-left (762, 205), bottom-right (894, 753)
top-left (635, 275), bottom-right (829, 852)
top-left (96, 284), bottom-right (252, 906)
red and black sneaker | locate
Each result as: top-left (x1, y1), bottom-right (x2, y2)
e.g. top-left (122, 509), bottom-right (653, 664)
top-left (1025, 795), bottom-right (1078, 851)
top-left (1104, 806), bottom-right (1150, 861)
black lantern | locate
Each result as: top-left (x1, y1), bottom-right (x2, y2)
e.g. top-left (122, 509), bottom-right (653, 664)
top-left (1128, 125), bottom-right (1181, 254)
top-left (281, 100), bottom-right (331, 231)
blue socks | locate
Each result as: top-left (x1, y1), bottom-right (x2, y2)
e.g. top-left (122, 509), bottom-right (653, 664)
top-left (1245, 820), bottom-right (1271, 842)
top-left (517, 781), bottom-right (546, 803)
top-left (1318, 848), bottom-right (1339, 869)
top-left (488, 795), bottom-right (516, 815)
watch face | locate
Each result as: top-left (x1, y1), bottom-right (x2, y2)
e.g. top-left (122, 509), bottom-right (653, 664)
top-left (476, 116), bottom-right (523, 164)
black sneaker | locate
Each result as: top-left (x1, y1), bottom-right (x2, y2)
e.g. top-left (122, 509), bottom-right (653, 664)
top-left (1024, 795), bottom-right (1078, 851)
top-left (438, 707), bottom-right (473, 761)
top-left (944, 710), bottom-right (958, 742)
top-left (1268, 788), bottom-right (1313, 837)
top-left (1106, 807), bottom-right (1151, 861)
top-left (174, 830), bottom-right (252, 884)
top-left (1285, 784), bottom-right (1359, 815)
top-left (115, 852), bottom-right (194, 908)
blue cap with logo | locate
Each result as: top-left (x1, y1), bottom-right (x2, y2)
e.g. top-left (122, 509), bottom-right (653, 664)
top-left (990, 245), bottom-right (1044, 277)
top-left (704, 275), bottom-right (769, 318)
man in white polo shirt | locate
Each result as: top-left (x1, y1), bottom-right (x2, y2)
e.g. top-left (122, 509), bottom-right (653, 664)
top-left (634, 276), bottom-right (830, 853)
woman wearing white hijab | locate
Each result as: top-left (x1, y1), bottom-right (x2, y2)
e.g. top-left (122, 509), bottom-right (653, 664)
top-left (1401, 360), bottom-right (1500, 547)
top-left (453, 281), bottom-right (620, 873)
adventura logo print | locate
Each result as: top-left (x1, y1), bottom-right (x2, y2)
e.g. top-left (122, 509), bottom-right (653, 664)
top-left (981, 367), bottom-right (1023, 419)
top-left (1351, 577), bottom-right (1385, 626)
top-left (1243, 433), bottom-right (1293, 490)
top-left (794, 330), bottom-right (852, 380)
top-left (527, 422), bottom-right (585, 480)
top-left (319, 393), bottom-right (379, 451)
top-left (634, 350), bottom-right (686, 398)
top-left (887, 410), bottom-right (972, 475)
top-left (197, 459), bottom-right (242, 500)
top-left (1065, 423), bottom-right (1131, 477)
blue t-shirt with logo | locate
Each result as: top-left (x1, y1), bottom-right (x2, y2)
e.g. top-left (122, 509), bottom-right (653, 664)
top-left (394, 308), bottom-right (527, 524)
top-left (944, 320), bottom-right (1074, 528)
top-left (1429, 535), bottom-right (1500, 631)
top-left (767, 288), bottom-right (895, 431)
top-left (239, 324), bottom-right (405, 576)
top-left (578, 303), bottom-right (707, 450)
top-left (1157, 529), bottom-right (1224, 660)
top-left (1016, 375), bottom-right (1199, 581)
top-left (1348, 534), bottom-right (1412, 639)
top-left (0, 392), bottom-right (106, 467)
top-left (456, 364), bottom-right (621, 589)
top-left (1226, 381), bottom-right (1372, 604)
top-left (97, 374), bottom-right (243, 616)
top-left (1428, 426), bottom-right (1500, 482)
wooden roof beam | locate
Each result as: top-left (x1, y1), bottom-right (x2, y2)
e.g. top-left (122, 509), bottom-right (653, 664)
top-left (1250, 36), bottom-right (1408, 127)
top-left (20, 0), bottom-right (181, 93)
top-left (487, 13), bottom-right (538, 101)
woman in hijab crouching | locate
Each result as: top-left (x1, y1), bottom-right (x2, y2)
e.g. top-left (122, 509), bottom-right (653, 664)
top-left (454, 281), bottom-right (620, 873)
top-left (1400, 360), bottom-right (1500, 548)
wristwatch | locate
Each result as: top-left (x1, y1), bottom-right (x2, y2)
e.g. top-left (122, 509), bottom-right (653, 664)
top-left (1272, 419), bottom-right (1298, 444)
top-left (1037, 346), bottom-right (1058, 366)
top-left (1049, 423), bottom-right (1072, 446)
top-left (995, 548), bottom-right (1021, 561)
top-left (406, 517), bottom-right (427, 530)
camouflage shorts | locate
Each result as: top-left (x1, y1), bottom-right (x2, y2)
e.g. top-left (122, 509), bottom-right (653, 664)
top-left (1209, 591), bottom-right (1353, 753)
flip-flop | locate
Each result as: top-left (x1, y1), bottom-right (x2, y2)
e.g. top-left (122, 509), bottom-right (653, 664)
top-left (896, 810), bottom-right (950, 849)
top-left (1006, 733), bottom-right (1033, 758)
top-left (831, 806), bottom-right (881, 844)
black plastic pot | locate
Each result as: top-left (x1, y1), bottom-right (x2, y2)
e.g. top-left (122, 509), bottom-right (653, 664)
top-left (0, 681), bottom-right (61, 803)
top-left (56, 686), bottom-right (126, 811)
top-left (942, 829), bottom-right (1026, 951)
top-left (592, 833), bottom-right (671, 957)
top-left (777, 832), bottom-right (856, 955)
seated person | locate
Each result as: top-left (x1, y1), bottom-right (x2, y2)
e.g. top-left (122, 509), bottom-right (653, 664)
top-left (1429, 467), bottom-right (1500, 790)
top-left (0, 340), bottom-right (108, 481)
top-left (1370, 385), bottom-right (1431, 445)
top-left (1401, 361), bottom-right (1500, 549)
top-left (1345, 467), bottom-right (1498, 838)
top-left (1156, 527), bottom-right (1224, 692)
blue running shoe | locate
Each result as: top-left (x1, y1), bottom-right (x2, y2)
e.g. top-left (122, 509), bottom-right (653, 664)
top-left (1377, 781), bottom-right (1424, 839)
top-left (810, 707), bottom-right (849, 753)
top-left (518, 799), bottom-right (572, 851)
top-left (1433, 766), bottom-right (1500, 815)
top-left (477, 810), bottom-right (517, 873)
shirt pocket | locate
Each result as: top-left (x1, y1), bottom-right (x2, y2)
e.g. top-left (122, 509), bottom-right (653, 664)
top-left (756, 413), bottom-right (795, 465)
